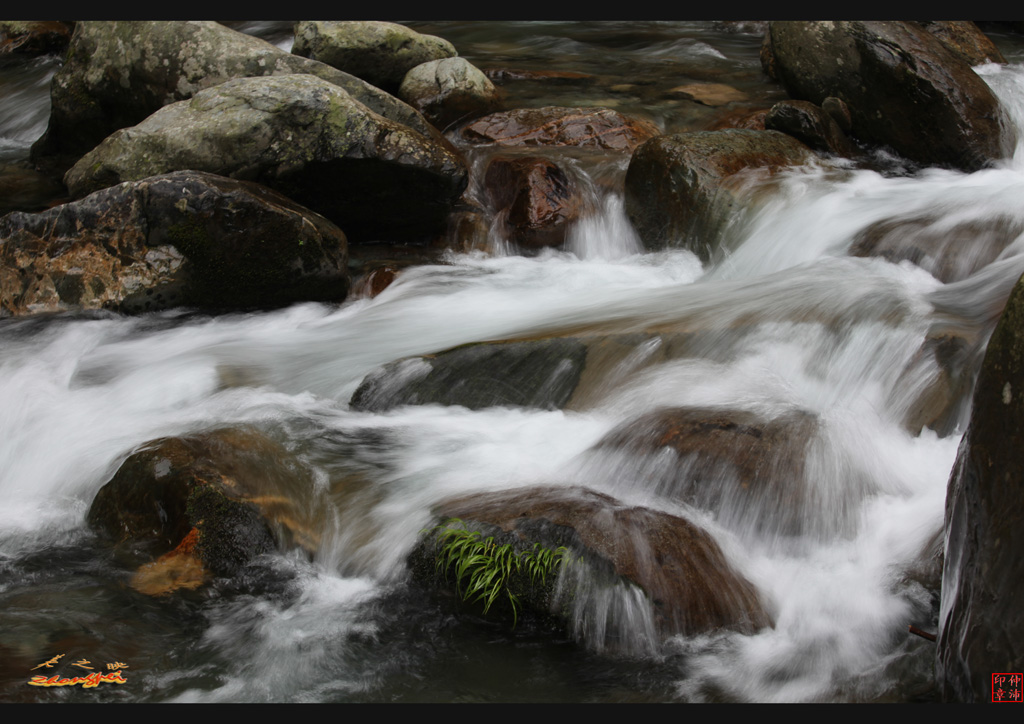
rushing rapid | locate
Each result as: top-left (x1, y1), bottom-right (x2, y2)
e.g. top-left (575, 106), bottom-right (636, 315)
top-left (3, 22), bottom-right (1024, 703)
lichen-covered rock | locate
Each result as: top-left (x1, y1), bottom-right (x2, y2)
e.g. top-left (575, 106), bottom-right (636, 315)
top-left (0, 21), bottom-right (73, 56)
top-left (413, 485), bottom-right (773, 646)
top-left (937, 271), bottom-right (1024, 701)
top-left (88, 427), bottom-right (321, 585)
top-left (483, 155), bottom-right (581, 249)
top-left (461, 106), bottom-right (660, 152)
top-left (292, 21), bottom-right (456, 93)
top-left (63, 74), bottom-right (468, 242)
top-left (764, 21), bottom-right (1011, 171)
top-left (624, 129), bottom-right (816, 259)
top-left (0, 170), bottom-right (348, 316)
top-left (30, 20), bottom-right (442, 170)
top-left (350, 337), bottom-right (588, 412)
top-left (399, 57), bottom-right (499, 130)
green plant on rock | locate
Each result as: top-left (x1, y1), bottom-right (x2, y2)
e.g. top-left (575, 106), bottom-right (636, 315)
top-left (429, 518), bottom-right (572, 627)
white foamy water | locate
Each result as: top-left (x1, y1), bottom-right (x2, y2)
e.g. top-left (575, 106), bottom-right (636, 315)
top-left (5, 22), bottom-right (1024, 704)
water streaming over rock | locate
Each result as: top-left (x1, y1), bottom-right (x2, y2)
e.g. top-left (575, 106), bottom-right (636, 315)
top-left (3, 21), bottom-right (1024, 703)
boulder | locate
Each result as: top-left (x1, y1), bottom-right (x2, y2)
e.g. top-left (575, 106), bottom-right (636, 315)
top-left (920, 21), bottom-right (1006, 66)
top-left (292, 21), bottom-right (456, 94)
top-left (88, 427), bottom-right (321, 588)
top-left (0, 21), bottom-right (73, 56)
top-left (30, 21), bottom-right (443, 170)
top-left (937, 271), bottom-right (1024, 701)
top-left (398, 57), bottom-right (499, 130)
top-left (594, 406), bottom-right (821, 535)
top-left (63, 74), bottom-right (468, 243)
top-left (483, 155), bottom-right (581, 249)
top-left (764, 21), bottom-right (1011, 171)
top-left (350, 337), bottom-right (588, 412)
top-left (0, 170), bottom-right (348, 316)
top-left (764, 100), bottom-right (856, 157)
top-left (413, 485), bottom-right (773, 643)
top-left (624, 129), bottom-right (816, 259)
top-left (461, 106), bottom-right (660, 152)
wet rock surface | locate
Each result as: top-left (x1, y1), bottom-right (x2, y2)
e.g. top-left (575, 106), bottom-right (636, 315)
top-left (624, 129), bottom-right (816, 259)
top-left (483, 155), bottom-right (582, 249)
top-left (460, 106), bottom-right (659, 151)
top-left (938, 272), bottom-right (1024, 701)
top-left (0, 170), bottom-right (349, 316)
top-left (765, 21), bottom-right (1011, 171)
top-left (416, 485), bottom-right (773, 640)
top-left (350, 337), bottom-right (588, 412)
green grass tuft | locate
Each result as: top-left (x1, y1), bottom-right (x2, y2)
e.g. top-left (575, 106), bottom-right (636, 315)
top-left (428, 518), bottom-right (572, 627)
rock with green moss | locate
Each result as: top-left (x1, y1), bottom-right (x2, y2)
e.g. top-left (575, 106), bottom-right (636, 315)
top-left (63, 74), bottom-right (469, 242)
top-left (30, 20), bottom-right (443, 171)
top-left (0, 170), bottom-right (348, 316)
top-left (292, 21), bottom-right (457, 94)
top-left (412, 485), bottom-right (773, 647)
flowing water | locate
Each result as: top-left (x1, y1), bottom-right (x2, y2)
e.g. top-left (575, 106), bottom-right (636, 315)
top-left (3, 21), bottom-right (1024, 703)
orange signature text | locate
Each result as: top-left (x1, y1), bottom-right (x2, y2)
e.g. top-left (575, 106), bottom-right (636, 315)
top-left (28, 670), bottom-right (128, 688)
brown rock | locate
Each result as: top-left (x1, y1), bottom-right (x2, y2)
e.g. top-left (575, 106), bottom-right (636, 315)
top-left (428, 485), bottom-right (773, 639)
top-left (624, 129), bottom-right (816, 259)
top-left (667, 82), bottom-right (748, 107)
top-left (484, 155), bottom-right (581, 248)
top-left (88, 427), bottom-right (322, 580)
top-left (764, 100), bottom-right (856, 157)
top-left (461, 106), bottom-right (660, 152)
top-left (920, 21), bottom-right (1006, 65)
top-left (0, 21), bottom-right (73, 55)
top-left (0, 170), bottom-right (349, 317)
top-left (596, 406), bottom-right (821, 535)
top-left (707, 109), bottom-right (769, 131)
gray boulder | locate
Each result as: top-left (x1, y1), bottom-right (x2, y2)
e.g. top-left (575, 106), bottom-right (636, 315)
top-left (0, 170), bottom-right (348, 316)
top-left (30, 20), bottom-right (442, 169)
top-left (292, 21), bottom-right (457, 93)
top-left (399, 57), bottom-right (499, 130)
top-left (764, 21), bottom-right (1012, 171)
top-left (63, 74), bottom-right (469, 242)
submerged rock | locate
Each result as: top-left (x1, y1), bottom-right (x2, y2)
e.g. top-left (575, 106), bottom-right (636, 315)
top-left (350, 337), bottom-right (588, 412)
top-left (413, 485), bottom-right (773, 646)
top-left (624, 129), bottom-right (816, 259)
top-left (63, 74), bottom-right (468, 243)
top-left (0, 170), bottom-right (348, 316)
top-left (461, 106), bottom-right (659, 152)
top-left (31, 21), bottom-right (443, 171)
top-left (850, 214), bottom-right (1024, 284)
top-left (764, 21), bottom-right (1011, 171)
top-left (937, 272), bottom-right (1024, 701)
top-left (594, 406), bottom-right (821, 536)
top-left (89, 426), bottom-right (321, 592)
top-left (292, 20), bottom-right (457, 94)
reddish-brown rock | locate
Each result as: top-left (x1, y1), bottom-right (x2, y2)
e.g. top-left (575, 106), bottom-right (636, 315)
top-left (461, 106), bottom-right (660, 152)
top-left (484, 155), bottom-right (581, 248)
top-left (424, 485), bottom-right (773, 639)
